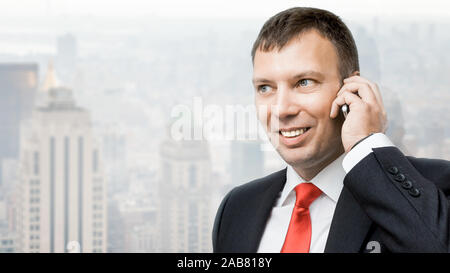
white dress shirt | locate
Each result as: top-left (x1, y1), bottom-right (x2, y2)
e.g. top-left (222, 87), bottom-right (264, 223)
top-left (257, 133), bottom-right (394, 253)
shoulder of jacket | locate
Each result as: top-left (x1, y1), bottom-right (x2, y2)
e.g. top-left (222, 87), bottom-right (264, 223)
top-left (228, 168), bottom-right (287, 200)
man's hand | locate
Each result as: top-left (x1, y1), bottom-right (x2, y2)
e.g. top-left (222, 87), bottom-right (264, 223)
top-left (329, 75), bottom-right (388, 153)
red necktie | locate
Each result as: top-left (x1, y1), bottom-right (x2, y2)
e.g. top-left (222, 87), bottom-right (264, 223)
top-left (281, 183), bottom-right (322, 253)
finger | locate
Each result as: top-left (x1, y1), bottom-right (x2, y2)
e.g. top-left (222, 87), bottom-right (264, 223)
top-left (330, 91), bottom-right (361, 118)
top-left (337, 82), bottom-right (377, 105)
top-left (344, 76), bottom-right (384, 107)
top-left (330, 91), bottom-right (363, 118)
top-left (370, 83), bottom-right (384, 108)
top-left (344, 76), bottom-right (387, 123)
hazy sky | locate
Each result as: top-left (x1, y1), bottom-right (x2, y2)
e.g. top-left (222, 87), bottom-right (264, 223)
top-left (0, 0), bottom-right (449, 19)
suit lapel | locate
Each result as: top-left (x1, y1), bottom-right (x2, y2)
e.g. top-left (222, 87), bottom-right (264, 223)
top-left (228, 168), bottom-right (373, 252)
top-left (324, 186), bottom-right (373, 253)
top-left (240, 168), bottom-right (287, 252)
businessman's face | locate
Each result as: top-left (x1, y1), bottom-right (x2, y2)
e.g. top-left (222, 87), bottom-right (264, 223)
top-left (253, 29), bottom-right (345, 179)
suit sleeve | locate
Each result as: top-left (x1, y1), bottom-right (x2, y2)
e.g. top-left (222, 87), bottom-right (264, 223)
top-left (344, 146), bottom-right (450, 252)
top-left (212, 188), bottom-right (233, 253)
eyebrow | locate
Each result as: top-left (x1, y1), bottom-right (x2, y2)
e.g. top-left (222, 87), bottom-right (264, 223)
top-left (252, 70), bottom-right (325, 85)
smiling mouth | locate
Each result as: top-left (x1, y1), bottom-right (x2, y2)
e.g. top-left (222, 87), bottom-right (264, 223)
top-left (279, 127), bottom-right (311, 138)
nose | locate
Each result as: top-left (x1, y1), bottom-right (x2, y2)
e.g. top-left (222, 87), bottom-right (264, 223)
top-left (273, 86), bottom-right (300, 120)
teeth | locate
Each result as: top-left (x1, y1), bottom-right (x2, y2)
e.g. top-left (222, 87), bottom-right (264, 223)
top-left (280, 128), bottom-right (308, 137)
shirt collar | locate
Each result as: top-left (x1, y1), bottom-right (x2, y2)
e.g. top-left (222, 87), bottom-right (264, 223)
top-left (277, 153), bottom-right (346, 207)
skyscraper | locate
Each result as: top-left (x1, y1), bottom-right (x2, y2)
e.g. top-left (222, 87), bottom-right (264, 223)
top-left (17, 69), bottom-right (106, 253)
top-left (0, 64), bottom-right (38, 186)
top-left (56, 33), bottom-right (77, 82)
top-left (159, 138), bottom-right (213, 252)
top-left (230, 140), bottom-right (264, 187)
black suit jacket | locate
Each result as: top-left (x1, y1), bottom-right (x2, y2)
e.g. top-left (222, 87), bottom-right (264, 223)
top-left (212, 147), bottom-right (450, 253)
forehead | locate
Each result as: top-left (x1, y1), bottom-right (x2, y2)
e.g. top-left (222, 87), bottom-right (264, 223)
top-left (253, 30), bottom-right (340, 80)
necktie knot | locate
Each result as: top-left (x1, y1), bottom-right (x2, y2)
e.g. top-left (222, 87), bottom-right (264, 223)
top-left (294, 183), bottom-right (322, 208)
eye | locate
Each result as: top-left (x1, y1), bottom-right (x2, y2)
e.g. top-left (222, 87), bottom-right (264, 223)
top-left (257, 85), bottom-right (272, 94)
top-left (297, 79), bottom-right (314, 87)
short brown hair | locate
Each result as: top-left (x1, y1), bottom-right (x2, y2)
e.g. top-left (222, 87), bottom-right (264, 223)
top-left (251, 7), bottom-right (359, 80)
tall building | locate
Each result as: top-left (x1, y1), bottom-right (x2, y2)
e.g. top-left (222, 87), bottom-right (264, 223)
top-left (159, 138), bottom-right (213, 252)
top-left (17, 71), bottom-right (107, 253)
top-left (100, 124), bottom-right (128, 195)
top-left (230, 140), bottom-right (264, 187)
top-left (0, 199), bottom-right (16, 253)
top-left (0, 64), bottom-right (38, 186)
top-left (106, 199), bottom-right (125, 252)
top-left (382, 86), bottom-right (407, 153)
top-left (128, 221), bottom-right (159, 252)
top-left (56, 33), bottom-right (77, 82)
top-left (57, 34), bottom-right (77, 66)
top-left (0, 232), bottom-right (15, 253)
top-left (118, 197), bottom-right (159, 252)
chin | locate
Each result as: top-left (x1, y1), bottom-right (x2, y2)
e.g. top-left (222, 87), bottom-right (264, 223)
top-left (277, 145), bottom-right (316, 167)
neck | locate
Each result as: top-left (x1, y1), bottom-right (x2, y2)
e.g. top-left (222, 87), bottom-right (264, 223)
top-left (292, 146), bottom-right (345, 181)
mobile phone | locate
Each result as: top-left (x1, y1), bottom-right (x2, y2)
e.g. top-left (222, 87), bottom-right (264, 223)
top-left (340, 71), bottom-right (360, 119)
top-left (338, 80), bottom-right (349, 119)
top-left (341, 104), bottom-right (349, 119)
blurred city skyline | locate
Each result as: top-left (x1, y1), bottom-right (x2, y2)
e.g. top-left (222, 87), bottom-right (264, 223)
top-left (0, 2), bottom-right (449, 252)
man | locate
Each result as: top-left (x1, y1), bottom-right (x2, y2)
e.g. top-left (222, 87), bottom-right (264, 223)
top-left (212, 7), bottom-right (450, 253)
